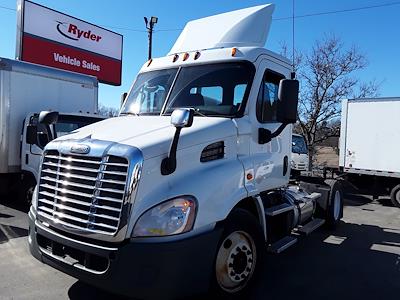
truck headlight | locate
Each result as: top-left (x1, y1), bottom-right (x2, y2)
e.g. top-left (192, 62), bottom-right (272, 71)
top-left (291, 160), bottom-right (296, 168)
top-left (132, 196), bottom-right (197, 237)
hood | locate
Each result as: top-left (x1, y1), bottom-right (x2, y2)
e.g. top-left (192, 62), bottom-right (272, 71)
top-left (54, 115), bottom-right (237, 159)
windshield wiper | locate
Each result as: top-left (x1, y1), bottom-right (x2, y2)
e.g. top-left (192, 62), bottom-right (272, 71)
top-left (120, 112), bottom-right (139, 116)
top-left (193, 109), bottom-right (207, 117)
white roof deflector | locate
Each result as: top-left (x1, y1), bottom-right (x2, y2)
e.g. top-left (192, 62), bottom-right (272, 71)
top-left (169, 4), bottom-right (275, 54)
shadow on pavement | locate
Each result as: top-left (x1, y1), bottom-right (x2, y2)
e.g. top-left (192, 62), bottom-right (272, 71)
top-left (68, 281), bottom-right (132, 300)
top-left (0, 213), bottom-right (13, 218)
top-left (67, 221), bottom-right (400, 300)
top-left (0, 224), bottom-right (29, 244)
top-left (344, 193), bottom-right (372, 206)
top-left (377, 197), bottom-right (394, 207)
top-left (0, 194), bottom-right (30, 213)
top-left (250, 221), bottom-right (400, 300)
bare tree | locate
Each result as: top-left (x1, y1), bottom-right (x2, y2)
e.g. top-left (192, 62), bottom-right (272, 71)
top-left (98, 104), bottom-right (119, 117)
top-left (286, 35), bottom-right (380, 169)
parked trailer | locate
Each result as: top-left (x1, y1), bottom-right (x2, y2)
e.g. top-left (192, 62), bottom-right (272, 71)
top-left (339, 97), bottom-right (400, 207)
top-left (28, 4), bottom-right (343, 299)
top-left (0, 57), bottom-right (104, 201)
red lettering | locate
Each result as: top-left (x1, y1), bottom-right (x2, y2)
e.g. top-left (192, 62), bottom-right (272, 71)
top-left (65, 23), bottom-right (102, 42)
top-left (68, 24), bottom-right (77, 34)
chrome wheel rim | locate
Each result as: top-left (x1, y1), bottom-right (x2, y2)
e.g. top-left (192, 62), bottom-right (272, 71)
top-left (215, 231), bottom-right (256, 293)
top-left (333, 190), bottom-right (341, 220)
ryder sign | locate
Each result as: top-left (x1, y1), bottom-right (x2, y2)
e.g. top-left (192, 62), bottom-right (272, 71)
top-left (16, 0), bottom-right (123, 85)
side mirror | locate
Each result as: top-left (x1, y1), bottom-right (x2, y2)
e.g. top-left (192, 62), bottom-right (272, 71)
top-left (161, 108), bottom-right (195, 176)
top-left (37, 132), bottom-right (50, 148)
top-left (38, 111), bottom-right (59, 125)
top-left (276, 79), bottom-right (299, 124)
top-left (26, 125), bottom-right (37, 145)
top-left (171, 108), bottom-right (194, 128)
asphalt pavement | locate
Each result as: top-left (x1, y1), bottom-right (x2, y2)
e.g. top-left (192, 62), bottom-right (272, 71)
top-left (0, 193), bottom-right (399, 300)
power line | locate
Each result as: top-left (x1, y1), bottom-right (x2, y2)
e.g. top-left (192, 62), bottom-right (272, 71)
top-left (274, 1), bottom-right (400, 21)
top-left (0, 5), bottom-right (16, 11)
top-left (0, 1), bottom-right (399, 33)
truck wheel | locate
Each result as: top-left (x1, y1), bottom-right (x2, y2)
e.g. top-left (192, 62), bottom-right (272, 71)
top-left (325, 180), bottom-right (343, 228)
top-left (18, 176), bottom-right (36, 207)
top-left (390, 184), bottom-right (400, 208)
top-left (212, 208), bottom-right (265, 298)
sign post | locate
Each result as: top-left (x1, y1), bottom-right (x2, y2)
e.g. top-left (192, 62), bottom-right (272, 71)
top-left (15, 0), bottom-right (123, 86)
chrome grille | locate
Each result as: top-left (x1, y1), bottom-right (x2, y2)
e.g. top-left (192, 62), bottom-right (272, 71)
top-left (37, 150), bottom-right (129, 235)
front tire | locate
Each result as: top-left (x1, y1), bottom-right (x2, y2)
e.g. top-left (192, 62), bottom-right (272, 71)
top-left (390, 184), bottom-right (400, 208)
top-left (212, 208), bottom-right (265, 297)
top-left (18, 176), bottom-right (36, 207)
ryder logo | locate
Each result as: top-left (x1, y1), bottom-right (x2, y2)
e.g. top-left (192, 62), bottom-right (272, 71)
top-left (56, 21), bottom-right (102, 42)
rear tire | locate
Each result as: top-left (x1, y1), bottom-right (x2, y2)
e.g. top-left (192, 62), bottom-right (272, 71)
top-left (211, 208), bottom-right (265, 298)
top-left (324, 179), bottom-right (343, 229)
top-left (390, 184), bottom-right (400, 208)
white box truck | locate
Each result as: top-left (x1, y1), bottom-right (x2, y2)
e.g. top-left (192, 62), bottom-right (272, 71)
top-left (0, 57), bottom-right (104, 202)
top-left (28, 4), bottom-right (344, 299)
top-left (291, 133), bottom-right (309, 176)
top-left (339, 97), bottom-right (400, 207)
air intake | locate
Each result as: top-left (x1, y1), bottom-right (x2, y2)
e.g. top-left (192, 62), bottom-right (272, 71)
top-left (200, 141), bottom-right (224, 162)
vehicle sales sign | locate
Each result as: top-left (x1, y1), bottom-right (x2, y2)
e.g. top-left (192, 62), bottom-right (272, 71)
top-left (17, 0), bottom-right (123, 85)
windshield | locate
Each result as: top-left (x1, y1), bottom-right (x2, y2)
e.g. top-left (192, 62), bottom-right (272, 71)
top-left (121, 62), bottom-right (255, 117)
top-left (54, 115), bottom-right (104, 137)
top-left (292, 135), bottom-right (308, 154)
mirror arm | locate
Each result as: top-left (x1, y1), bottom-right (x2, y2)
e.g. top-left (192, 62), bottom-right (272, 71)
top-left (270, 122), bottom-right (288, 139)
top-left (161, 127), bottom-right (182, 175)
top-left (259, 122), bottom-right (289, 144)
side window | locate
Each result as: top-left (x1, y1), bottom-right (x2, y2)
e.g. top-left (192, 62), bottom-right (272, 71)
top-left (233, 84), bottom-right (247, 105)
top-left (190, 86), bottom-right (223, 105)
top-left (256, 70), bottom-right (284, 123)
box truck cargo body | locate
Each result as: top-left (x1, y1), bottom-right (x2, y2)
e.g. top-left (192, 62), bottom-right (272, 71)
top-left (0, 57), bottom-right (98, 173)
top-left (0, 57), bottom-right (101, 199)
top-left (339, 98), bottom-right (400, 207)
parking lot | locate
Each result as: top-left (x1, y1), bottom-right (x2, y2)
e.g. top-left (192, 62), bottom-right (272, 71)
top-left (0, 192), bottom-right (399, 300)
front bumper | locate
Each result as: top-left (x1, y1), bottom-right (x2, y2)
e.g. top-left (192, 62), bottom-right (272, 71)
top-left (28, 210), bottom-right (223, 299)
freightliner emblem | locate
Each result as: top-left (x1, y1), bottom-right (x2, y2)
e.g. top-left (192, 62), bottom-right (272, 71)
top-left (70, 144), bottom-right (90, 154)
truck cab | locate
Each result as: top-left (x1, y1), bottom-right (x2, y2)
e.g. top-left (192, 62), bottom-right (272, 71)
top-left (28, 4), bottom-right (343, 299)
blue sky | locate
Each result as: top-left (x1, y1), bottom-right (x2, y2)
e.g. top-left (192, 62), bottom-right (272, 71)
top-left (0, 0), bottom-right (399, 109)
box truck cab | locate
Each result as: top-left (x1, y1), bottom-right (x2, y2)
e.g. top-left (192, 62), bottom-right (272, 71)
top-left (20, 111), bottom-right (105, 203)
top-left (291, 133), bottom-right (309, 176)
top-left (29, 4), bottom-right (343, 299)
top-left (0, 57), bottom-right (104, 201)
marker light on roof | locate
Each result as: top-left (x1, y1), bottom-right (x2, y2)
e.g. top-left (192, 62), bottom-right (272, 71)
top-left (183, 53), bottom-right (189, 61)
top-left (194, 51), bottom-right (201, 60)
top-left (172, 54), bottom-right (179, 62)
top-left (231, 47), bottom-right (237, 57)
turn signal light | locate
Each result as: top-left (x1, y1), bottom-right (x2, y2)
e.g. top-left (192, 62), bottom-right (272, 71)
top-left (231, 47), bottom-right (237, 57)
top-left (183, 53), bottom-right (189, 61)
top-left (194, 51), bottom-right (201, 60)
top-left (172, 54), bottom-right (179, 62)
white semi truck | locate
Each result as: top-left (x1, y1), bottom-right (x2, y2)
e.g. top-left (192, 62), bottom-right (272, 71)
top-left (28, 4), bottom-right (343, 299)
top-left (0, 57), bottom-right (104, 202)
top-left (339, 97), bottom-right (400, 207)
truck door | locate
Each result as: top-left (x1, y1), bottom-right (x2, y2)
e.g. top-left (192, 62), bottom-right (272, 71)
top-left (248, 60), bottom-right (292, 193)
top-left (21, 115), bottom-right (45, 182)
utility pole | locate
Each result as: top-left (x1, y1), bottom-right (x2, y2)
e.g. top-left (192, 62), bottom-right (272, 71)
top-left (144, 16), bottom-right (158, 60)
